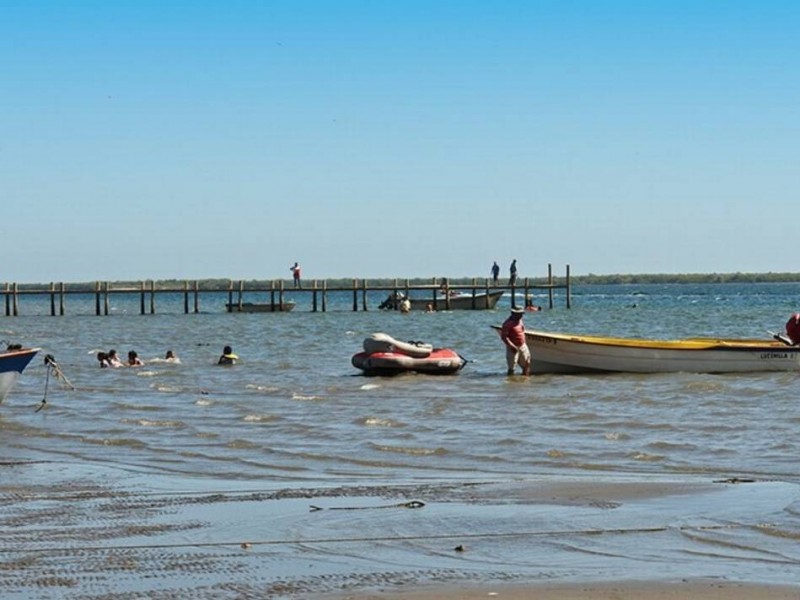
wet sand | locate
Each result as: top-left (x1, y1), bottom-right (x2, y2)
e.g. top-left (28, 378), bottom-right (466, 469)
top-left (324, 581), bottom-right (800, 600)
top-left (2, 461), bottom-right (800, 598)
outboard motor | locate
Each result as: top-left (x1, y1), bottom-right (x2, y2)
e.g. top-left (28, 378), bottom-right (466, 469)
top-left (786, 313), bottom-right (800, 345)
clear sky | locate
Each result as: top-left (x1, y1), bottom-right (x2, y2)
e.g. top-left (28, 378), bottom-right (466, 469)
top-left (3, 1), bottom-right (799, 282)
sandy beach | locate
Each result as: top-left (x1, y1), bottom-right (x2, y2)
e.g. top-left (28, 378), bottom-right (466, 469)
top-left (324, 581), bottom-right (800, 600)
top-left (3, 460), bottom-right (800, 598)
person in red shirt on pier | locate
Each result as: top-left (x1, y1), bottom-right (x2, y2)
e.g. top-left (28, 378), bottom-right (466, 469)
top-left (290, 262), bottom-right (302, 288)
top-left (500, 307), bottom-right (530, 375)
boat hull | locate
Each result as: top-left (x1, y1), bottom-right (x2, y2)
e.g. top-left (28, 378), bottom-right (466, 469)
top-left (352, 349), bottom-right (466, 375)
top-left (386, 290), bottom-right (504, 311)
top-left (0, 348), bottom-right (39, 403)
top-left (226, 302), bottom-right (296, 313)
top-left (516, 329), bottom-right (800, 374)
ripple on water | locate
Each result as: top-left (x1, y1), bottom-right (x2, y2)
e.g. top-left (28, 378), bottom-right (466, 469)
top-left (154, 385), bottom-right (183, 393)
top-left (135, 370), bottom-right (159, 378)
top-left (369, 443), bottom-right (448, 456)
top-left (120, 418), bottom-right (186, 428)
top-left (243, 414), bottom-right (278, 423)
top-left (292, 393), bottom-right (324, 401)
top-left (357, 416), bottom-right (404, 428)
top-left (81, 436), bottom-right (147, 449)
top-left (245, 384), bottom-right (281, 393)
top-left (226, 439), bottom-right (261, 449)
top-left (631, 452), bottom-right (665, 462)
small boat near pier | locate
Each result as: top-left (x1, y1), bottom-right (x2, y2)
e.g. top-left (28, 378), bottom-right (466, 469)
top-left (380, 290), bottom-right (504, 311)
top-left (226, 302), bottom-right (296, 313)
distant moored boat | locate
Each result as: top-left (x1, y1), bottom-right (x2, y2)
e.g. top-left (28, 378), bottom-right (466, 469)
top-left (226, 301), bottom-right (296, 313)
top-left (380, 290), bottom-right (504, 311)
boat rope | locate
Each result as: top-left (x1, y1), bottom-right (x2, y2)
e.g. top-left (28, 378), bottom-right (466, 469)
top-left (309, 500), bottom-right (425, 512)
top-left (36, 354), bottom-right (75, 412)
top-left (0, 522), bottom-right (745, 556)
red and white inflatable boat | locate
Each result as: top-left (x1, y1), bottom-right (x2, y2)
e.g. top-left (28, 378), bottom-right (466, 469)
top-left (352, 333), bottom-right (466, 375)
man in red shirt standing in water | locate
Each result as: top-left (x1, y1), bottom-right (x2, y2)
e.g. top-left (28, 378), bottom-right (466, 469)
top-left (785, 313), bottom-right (800, 345)
top-left (500, 307), bottom-right (531, 375)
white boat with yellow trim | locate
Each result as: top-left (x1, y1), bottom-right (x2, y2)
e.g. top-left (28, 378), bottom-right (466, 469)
top-left (516, 329), bottom-right (800, 374)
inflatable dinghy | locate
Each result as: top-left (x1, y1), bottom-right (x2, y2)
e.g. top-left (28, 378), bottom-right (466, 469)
top-left (352, 333), bottom-right (466, 375)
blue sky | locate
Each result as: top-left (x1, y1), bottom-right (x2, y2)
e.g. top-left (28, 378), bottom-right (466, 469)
top-left (3, 1), bottom-right (799, 282)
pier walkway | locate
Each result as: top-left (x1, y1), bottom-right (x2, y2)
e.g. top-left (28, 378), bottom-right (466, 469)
top-left (2, 266), bottom-right (571, 316)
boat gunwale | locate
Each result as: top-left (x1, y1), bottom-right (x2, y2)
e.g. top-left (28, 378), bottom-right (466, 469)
top-left (1, 347), bottom-right (41, 359)
top-left (523, 329), bottom-right (798, 352)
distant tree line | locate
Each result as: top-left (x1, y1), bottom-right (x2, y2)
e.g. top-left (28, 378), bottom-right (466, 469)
top-left (571, 272), bottom-right (800, 285)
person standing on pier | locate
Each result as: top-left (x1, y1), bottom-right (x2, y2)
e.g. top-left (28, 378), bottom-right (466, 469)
top-left (499, 307), bottom-right (530, 376)
top-left (509, 259), bottom-right (518, 287)
top-left (290, 262), bottom-right (302, 288)
top-left (491, 261), bottom-right (500, 286)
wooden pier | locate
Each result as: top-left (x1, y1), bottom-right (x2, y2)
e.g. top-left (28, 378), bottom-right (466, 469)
top-left (2, 265), bottom-right (571, 316)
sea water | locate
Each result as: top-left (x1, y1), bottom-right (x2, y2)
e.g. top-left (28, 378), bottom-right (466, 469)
top-left (1, 282), bottom-right (800, 597)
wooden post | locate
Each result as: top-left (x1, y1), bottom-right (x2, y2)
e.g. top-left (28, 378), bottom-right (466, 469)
top-left (95, 281), bottom-right (102, 316)
top-left (548, 263), bottom-right (554, 309)
top-left (270, 280), bottom-right (276, 310)
top-left (361, 279), bottom-right (368, 311)
top-left (12, 283), bottom-right (18, 316)
top-left (4, 283), bottom-right (9, 317)
top-left (150, 280), bottom-right (156, 314)
top-left (194, 280), bottom-right (199, 313)
top-left (237, 280), bottom-right (244, 310)
top-left (50, 282), bottom-right (56, 316)
top-left (140, 281), bottom-right (146, 315)
top-left (104, 282), bottom-right (110, 316)
top-left (352, 279), bottom-right (358, 311)
top-left (312, 280), bottom-right (318, 312)
top-left (510, 275), bottom-right (517, 310)
top-left (484, 278), bottom-right (490, 309)
top-left (566, 264), bottom-right (572, 309)
top-left (227, 280), bottom-right (234, 312)
top-left (471, 277), bottom-right (477, 309)
top-left (279, 280), bottom-right (285, 311)
top-left (405, 279), bottom-right (410, 305)
top-left (184, 281), bottom-right (189, 314)
top-left (524, 277), bottom-right (530, 309)
top-left (59, 282), bottom-right (65, 316)
top-left (444, 278), bottom-right (451, 311)
top-left (431, 277), bottom-right (438, 311)
top-left (322, 280), bottom-right (328, 312)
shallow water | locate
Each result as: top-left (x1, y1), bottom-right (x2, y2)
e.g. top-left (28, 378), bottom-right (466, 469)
top-left (2, 283), bottom-right (800, 597)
